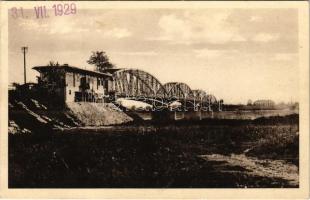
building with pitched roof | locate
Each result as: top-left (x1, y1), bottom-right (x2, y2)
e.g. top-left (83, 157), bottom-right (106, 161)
top-left (33, 64), bottom-right (112, 103)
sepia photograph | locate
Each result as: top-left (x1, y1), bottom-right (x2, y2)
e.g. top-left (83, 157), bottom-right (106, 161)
top-left (1, 1), bottom-right (309, 198)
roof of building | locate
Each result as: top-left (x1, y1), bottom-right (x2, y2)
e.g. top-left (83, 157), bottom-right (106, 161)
top-left (101, 68), bottom-right (124, 74)
top-left (33, 64), bottom-right (112, 77)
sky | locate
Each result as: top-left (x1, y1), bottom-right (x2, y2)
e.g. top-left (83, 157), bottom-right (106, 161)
top-left (9, 8), bottom-right (299, 104)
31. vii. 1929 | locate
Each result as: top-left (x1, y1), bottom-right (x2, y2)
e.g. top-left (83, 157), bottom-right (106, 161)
top-left (10, 3), bottom-right (77, 19)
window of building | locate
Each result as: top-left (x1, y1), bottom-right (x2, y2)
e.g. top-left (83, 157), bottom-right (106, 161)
top-left (73, 73), bottom-right (75, 87)
top-left (105, 80), bottom-right (109, 90)
top-left (69, 90), bottom-right (71, 95)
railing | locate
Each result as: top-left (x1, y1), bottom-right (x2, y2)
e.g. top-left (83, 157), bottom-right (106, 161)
top-left (74, 91), bottom-right (104, 103)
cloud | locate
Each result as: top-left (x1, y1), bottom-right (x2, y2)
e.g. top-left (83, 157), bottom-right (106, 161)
top-left (18, 18), bottom-right (131, 38)
top-left (194, 48), bottom-right (237, 58)
top-left (249, 16), bottom-right (262, 22)
top-left (158, 14), bottom-right (192, 41)
top-left (153, 12), bottom-right (246, 44)
top-left (102, 28), bottom-right (132, 39)
top-left (231, 35), bottom-right (247, 42)
top-left (19, 20), bottom-right (48, 30)
top-left (18, 18), bottom-right (88, 34)
top-left (115, 51), bottom-right (158, 56)
top-left (194, 49), bottom-right (222, 58)
top-left (253, 33), bottom-right (279, 42)
top-left (273, 53), bottom-right (296, 61)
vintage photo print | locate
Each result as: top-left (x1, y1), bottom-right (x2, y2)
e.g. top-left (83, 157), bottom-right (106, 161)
top-left (0, 1), bottom-right (309, 199)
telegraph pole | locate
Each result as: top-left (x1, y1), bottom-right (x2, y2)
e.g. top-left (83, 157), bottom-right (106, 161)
top-left (21, 46), bottom-right (28, 84)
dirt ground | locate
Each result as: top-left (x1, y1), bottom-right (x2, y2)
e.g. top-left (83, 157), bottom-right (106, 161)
top-left (199, 154), bottom-right (298, 187)
top-left (9, 115), bottom-right (299, 188)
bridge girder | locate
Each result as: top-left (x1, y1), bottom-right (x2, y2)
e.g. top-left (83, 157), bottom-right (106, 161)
top-left (113, 69), bottom-right (168, 98)
top-left (160, 82), bottom-right (194, 99)
top-left (206, 94), bottom-right (217, 104)
top-left (192, 89), bottom-right (207, 99)
top-left (111, 69), bottom-right (217, 103)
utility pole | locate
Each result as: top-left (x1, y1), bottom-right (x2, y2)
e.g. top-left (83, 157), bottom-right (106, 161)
top-left (21, 46), bottom-right (28, 84)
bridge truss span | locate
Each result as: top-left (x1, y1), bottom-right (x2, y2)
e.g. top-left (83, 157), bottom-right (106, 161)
top-left (159, 82), bottom-right (194, 100)
top-left (112, 69), bottom-right (168, 98)
top-left (111, 68), bottom-right (220, 110)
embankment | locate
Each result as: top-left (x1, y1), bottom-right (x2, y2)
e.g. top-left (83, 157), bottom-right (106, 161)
top-left (9, 94), bottom-right (133, 134)
top-left (66, 102), bottom-right (132, 126)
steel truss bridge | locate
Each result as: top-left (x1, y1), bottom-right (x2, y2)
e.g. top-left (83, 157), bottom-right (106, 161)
top-left (111, 69), bottom-right (222, 110)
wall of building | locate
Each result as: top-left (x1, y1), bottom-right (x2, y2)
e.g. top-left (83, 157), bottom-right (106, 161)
top-left (65, 72), bottom-right (79, 103)
top-left (65, 72), bottom-right (106, 103)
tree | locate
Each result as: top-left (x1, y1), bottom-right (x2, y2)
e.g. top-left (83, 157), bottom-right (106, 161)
top-left (87, 51), bottom-right (114, 72)
top-left (39, 61), bottom-right (65, 90)
top-left (47, 61), bottom-right (59, 67)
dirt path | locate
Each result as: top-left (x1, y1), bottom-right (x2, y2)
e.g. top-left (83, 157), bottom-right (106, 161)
top-left (198, 154), bottom-right (299, 187)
